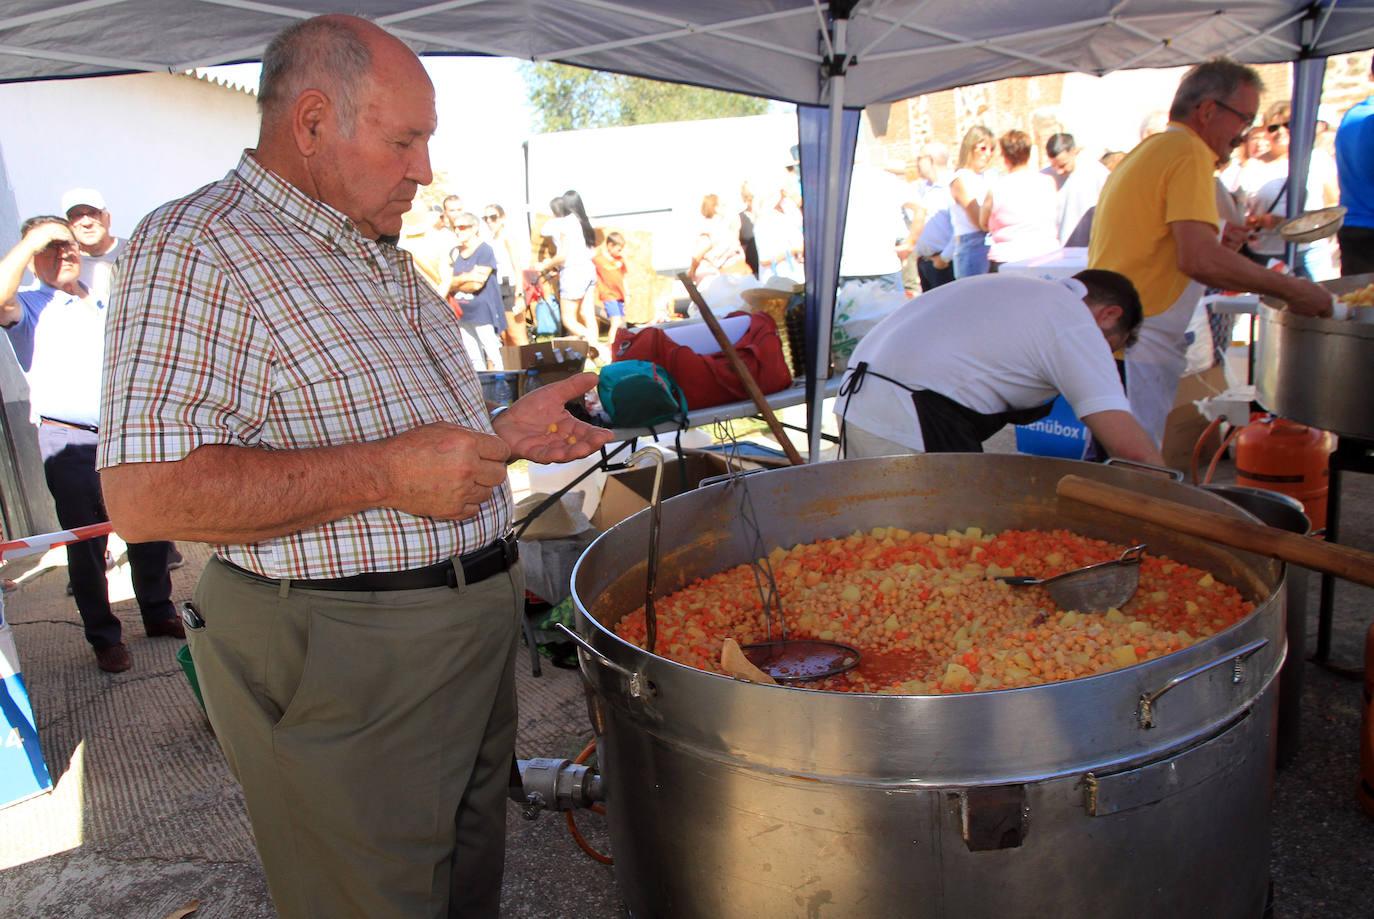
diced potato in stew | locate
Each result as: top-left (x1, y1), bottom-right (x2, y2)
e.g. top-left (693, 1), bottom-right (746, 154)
top-left (612, 527), bottom-right (1252, 694)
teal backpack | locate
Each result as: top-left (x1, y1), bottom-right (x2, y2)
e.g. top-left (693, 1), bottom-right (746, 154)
top-left (597, 360), bottom-right (689, 429)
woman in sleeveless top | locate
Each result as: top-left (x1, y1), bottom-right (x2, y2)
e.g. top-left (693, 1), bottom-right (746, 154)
top-left (949, 126), bottom-right (995, 278)
top-left (537, 190), bottom-right (599, 348)
top-left (981, 129), bottom-right (1061, 269)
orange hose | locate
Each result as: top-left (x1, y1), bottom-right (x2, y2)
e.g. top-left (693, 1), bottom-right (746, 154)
top-left (565, 811), bottom-right (613, 865)
top-left (1203, 427), bottom-right (1244, 485)
top-left (1190, 417), bottom-right (1226, 485)
top-left (573, 740), bottom-right (607, 816)
top-left (566, 739), bottom-right (613, 864)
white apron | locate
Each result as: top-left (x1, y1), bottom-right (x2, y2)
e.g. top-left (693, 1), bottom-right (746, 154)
top-left (1124, 278), bottom-right (1203, 447)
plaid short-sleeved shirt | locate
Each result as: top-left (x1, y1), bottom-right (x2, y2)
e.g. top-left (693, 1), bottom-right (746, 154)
top-left (97, 152), bottom-right (511, 579)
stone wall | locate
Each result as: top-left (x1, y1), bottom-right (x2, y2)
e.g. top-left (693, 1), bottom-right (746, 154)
top-left (869, 51), bottom-right (1371, 173)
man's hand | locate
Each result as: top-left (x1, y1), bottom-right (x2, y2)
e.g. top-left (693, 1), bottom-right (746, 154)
top-left (493, 371), bottom-right (614, 463)
top-left (2, 221), bottom-right (78, 325)
top-left (1220, 222), bottom-right (1249, 252)
top-left (378, 422), bottom-right (511, 520)
top-left (23, 221), bottom-right (74, 254)
top-left (1281, 278), bottom-right (1336, 317)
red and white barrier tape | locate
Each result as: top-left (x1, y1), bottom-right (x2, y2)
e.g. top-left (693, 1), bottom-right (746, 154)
top-left (0, 522), bottom-right (114, 562)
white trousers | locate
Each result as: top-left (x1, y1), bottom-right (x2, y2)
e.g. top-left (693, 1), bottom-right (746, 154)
top-left (458, 321), bottom-right (504, 371)
top-left (1124, 280), bottom-right (1203, 447)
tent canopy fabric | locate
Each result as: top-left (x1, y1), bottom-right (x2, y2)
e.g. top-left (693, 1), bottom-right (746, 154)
top-left (2, 1), bottom-right (1372, 103)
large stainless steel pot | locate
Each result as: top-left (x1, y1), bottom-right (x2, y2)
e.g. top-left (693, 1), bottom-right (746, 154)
top-left (570, 455), bottom-right (1285, 919)
top-left (1256, 272), bottom-right (1374, 438)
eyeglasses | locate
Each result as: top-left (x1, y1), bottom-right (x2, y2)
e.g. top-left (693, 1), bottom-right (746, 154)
top-left (483, 214), bottom-right (500, 222)
top-left (41, 240), bottom-right (77, 254)
top-left (1266, 121), bottom-right (1290, 134)
top-left (1212, 98), bottom-right (1257, 127)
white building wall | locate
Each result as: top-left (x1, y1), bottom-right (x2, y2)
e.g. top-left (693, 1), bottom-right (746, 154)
top-left (1057, 68), bottom-right (1190, 157)
top-left (0, 71), bottom-right (258, 248)
top-left (525, 113), bottom-right (799, 271)
top-left (0, 71), bottom-right (256, 536)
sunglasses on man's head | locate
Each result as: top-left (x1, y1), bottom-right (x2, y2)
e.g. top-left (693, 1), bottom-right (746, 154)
top-left (1266, 122), bottom-right (1290, 134)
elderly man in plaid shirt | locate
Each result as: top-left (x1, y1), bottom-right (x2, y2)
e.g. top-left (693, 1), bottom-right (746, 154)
top-left (96, 15), bottom-right (611, 919)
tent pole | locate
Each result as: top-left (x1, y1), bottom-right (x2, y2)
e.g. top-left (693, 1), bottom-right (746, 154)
top-left (1286, 41), bottom-right (1326, 272)
top-left (807, 17), bottom-right (847, 462)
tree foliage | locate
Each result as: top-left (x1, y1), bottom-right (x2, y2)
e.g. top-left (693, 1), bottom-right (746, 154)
top-left (523, 62), bottom-right (770, 132)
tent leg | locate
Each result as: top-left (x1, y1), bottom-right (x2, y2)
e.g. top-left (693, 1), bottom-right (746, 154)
top-left (806, 19), bottom-right (847, 462)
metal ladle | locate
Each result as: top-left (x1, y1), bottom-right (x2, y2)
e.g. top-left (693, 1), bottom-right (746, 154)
top-left (631, 443), bottom-right (859, 684)
top-left (676, 274), bottom-right (861, 683)
top-left (999, 544), bottom-right (1147, 613)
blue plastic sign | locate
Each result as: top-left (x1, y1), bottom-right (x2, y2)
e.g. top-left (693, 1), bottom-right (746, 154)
top-left (1014, 395), bottom-right (1091, 460)
top-left (0, 622), bottom-right (52, 809)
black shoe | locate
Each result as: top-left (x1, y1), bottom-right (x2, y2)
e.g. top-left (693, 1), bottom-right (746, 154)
top-left (167, 545), bottom-right (185, 571)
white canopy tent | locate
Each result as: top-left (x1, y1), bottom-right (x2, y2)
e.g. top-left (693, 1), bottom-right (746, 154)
top-left (2, 0), bottom-right (1371, 456)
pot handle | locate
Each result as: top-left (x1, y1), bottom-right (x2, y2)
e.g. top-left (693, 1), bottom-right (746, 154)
top-left (1104, 457), bottom-right (1184, 482)
top-left (555, 623), bottom-right (654, 700)
top-left (697, 467), bottom-right (770, 490)
top-left (1137, 637), bottom-right (1268, 729)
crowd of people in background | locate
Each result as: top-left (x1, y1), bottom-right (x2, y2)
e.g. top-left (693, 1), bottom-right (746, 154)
top-left (385, 54), bottom-right (1368, 384)
top-left (898, 84), bottom-right (1355, 297)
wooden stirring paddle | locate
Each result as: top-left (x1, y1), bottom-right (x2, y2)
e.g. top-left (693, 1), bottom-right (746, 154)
top-left (1057, 474), bottom-right (1374, 589)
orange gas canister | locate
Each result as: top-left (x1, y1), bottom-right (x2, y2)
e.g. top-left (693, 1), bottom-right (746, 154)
top-left (1234, 417), bottom-right (1337, 531)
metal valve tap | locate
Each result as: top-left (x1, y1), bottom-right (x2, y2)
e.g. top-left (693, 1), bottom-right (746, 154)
top-left (511, 757), bottom-right (604, 819)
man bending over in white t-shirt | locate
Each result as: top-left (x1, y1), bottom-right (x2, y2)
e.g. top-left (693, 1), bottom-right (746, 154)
top-left (836, 269), bottom-right (1163, 466)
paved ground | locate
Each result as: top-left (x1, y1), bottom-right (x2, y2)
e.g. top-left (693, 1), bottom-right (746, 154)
top-left (0, 445), bottom-right (1371, 918)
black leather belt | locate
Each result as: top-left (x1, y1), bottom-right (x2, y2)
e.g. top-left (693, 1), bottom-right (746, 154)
top-left (220, 534), bottom-right (518, 591)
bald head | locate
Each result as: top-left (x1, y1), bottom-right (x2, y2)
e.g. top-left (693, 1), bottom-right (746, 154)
top-left (259, 16), bottom-right (369, 134)
top-left (253, 14), bottom-right (436, 240)
top-left (258, 15), bottom-right (427, 137)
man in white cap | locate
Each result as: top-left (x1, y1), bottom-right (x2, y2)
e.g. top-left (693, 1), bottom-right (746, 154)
top-left (61, 188), bottom-right (121, 305)
top-left (0, 215), bottom-right (181, 673)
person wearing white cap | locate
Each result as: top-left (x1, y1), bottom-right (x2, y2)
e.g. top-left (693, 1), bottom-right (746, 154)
top-left (61, 188), bottom-right (122, 305)
top-left (0, 215), bottom-right (180, 674)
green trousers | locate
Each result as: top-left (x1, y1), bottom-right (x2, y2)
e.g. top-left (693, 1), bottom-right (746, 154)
top-left (189, 556), bottom-right (523, 919)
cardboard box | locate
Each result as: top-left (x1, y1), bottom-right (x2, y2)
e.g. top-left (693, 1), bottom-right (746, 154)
top-left (502, 338), bottom-right (590, 371)
top-left (501, 339), bottom-right (590, 397)
top-left (591, 451), bottom-right (747, 531)
top-left (1162, 364), bottom-right (1229, 470)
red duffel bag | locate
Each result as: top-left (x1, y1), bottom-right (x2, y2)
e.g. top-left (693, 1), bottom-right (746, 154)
top-left (610, 310), bottom-right (793, 410)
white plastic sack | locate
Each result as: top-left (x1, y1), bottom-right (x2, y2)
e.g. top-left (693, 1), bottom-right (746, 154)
top-left (832, 281), bottom-right (907, 372)
top-left (687, 274), bottom-right (757, 318)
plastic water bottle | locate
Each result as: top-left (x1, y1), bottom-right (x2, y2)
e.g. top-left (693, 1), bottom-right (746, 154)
top-left (491, 374), bottom-right (513, 407)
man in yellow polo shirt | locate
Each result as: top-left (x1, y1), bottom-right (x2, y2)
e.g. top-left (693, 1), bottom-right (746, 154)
top-left (1090, 58), bottom-right (1332, 445)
